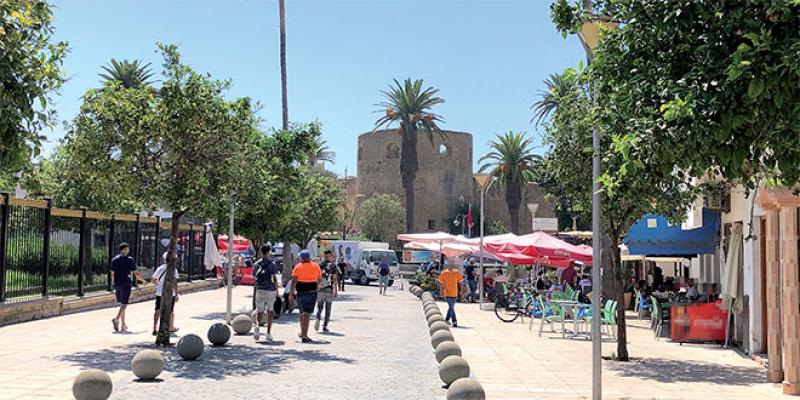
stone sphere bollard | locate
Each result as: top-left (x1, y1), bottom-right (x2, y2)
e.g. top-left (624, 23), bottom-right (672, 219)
top-left (421, 292), bottom-right (433, 299)
top-left (429, 320), bottom-right (451, 336)
top-left (131, 350), bottom-right (164, 381)
top-left (439, 355), bottom-right (471, 386)
top-left (176, 334), bottom-right (204, 361)
top-left (208, 323), bottom-right (231, 346)
top-left (446, 378), bottom-right (485, 400)
top-left (427, 314), bottom-right (445, 327)
top-left (72, 369), bottom-right (113, 400)
top-left (425, 308), bottom-right (441, 319)
top-left (431, 329), bottom-right (455, 349)
top-left (232, 313), bottom-right (253, 335)
top-left (435, 341), bottom-right (463, 363)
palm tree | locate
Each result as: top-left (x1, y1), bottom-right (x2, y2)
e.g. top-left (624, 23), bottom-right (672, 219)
top-left (479, 131), bottom-right (541, 234)
top-left (99, 59), bottom-right (155, 89)
top-left (310, 136), bottom-right (336, 165)
top-left (374, 79), bottom-right (444, 233)
top-left (530, 73), bottom-right (575, 126)
top-left (279, 0), bottom-right (288, 130)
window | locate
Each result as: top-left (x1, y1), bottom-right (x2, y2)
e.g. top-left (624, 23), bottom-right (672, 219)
top-left (428, 219), bottom-right (436, 230)
top-left (358, 146), bottom-right (364, 161)
top-left (439, 144), bottom-right (449, 155)
top-left (387, 143), bottom-right (400, 159)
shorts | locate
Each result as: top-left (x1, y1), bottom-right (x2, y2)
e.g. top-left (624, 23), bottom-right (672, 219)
top-left (115, 285), bottom-right (131, 305)
top-left (379, 275), bottom-right (390, 285)
top-left (154, 295), bottom-right (175, 311)
top-left (296, 291), bottom-right (318, 314)
top-left (255, 290), bottom-right (277, 313)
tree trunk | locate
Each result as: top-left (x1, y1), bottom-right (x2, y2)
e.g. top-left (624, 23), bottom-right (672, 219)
top-left (610, 234), bottom-right (630, 361)
top-left (506, 178), bottom-right (521, 234)
top-left (400, 124), bottom-right (418, 232)
top-left (279, 0), bottom-right (288, 131)
top-left (282, 242), bottom-right (293, 286)
top-left (155, 211), bottom-right (182, 346)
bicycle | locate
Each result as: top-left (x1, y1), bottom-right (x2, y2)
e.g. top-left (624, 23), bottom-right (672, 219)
top-left (494, 283), bottom-right (538, 323)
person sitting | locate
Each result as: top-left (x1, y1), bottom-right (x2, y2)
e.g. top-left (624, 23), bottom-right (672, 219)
top-left (686, 279), bottom-right (701, 301)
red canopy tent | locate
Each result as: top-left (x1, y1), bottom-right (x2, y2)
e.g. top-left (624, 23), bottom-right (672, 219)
top-left (484, 231), bottom-right (592, 267)
top-left (216, 235), bottom-right (254, 253)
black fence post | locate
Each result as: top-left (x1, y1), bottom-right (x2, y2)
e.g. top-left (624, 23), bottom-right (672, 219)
top-left (154, 216), bottom-right (161, 269)
top-left (107, 215), bottom-right (115, 292)
top-left (0, 193), bottom-right (9, 302)
top-left (201, 225), bottom-right (206, 280)
top-left (134, 214), bottom-right (141, 269)
top-left (188, 223), bottom-right (194, 283)
top-left (77, 207), bottom-right (87, 297)
top-left (42, 198), bottom-right (52, 297)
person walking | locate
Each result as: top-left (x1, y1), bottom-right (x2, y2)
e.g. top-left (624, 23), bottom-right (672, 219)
top-left (378, 257), bottom-right (391, 295)
top-left (110, 243), bottom-right (146, 332)
top-left (253, 244), bottom-right (280, 342)
top-left (464, 258), bottom-right (477, 303)
top-left (290, 250), bottom-right (321, 343)
top-left (315, 250), bottom-right (339, 332)
top-left (438, 261), bottom-right (464, 327)
top-left (152, 252), bottom-right (179, 335)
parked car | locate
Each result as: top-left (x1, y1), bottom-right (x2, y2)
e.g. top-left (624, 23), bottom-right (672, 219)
top-left (331, 241), bottom-right (399, 286)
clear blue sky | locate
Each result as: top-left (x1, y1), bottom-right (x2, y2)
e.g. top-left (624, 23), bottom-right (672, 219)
top-left (49, 0), bottom-right (585, 176)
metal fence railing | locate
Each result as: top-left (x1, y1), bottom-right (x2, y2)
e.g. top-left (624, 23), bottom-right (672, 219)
top-left (0, 193), bottom-right (207, 303)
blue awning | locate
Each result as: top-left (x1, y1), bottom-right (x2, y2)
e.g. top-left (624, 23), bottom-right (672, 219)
top-left (624, 209), bottom-right (720, 257)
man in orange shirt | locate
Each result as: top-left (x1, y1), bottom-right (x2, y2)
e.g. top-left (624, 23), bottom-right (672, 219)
top-left (438, 261), bottom-right (464, 327)
top-left (290, 250), bottom-right (322, 343)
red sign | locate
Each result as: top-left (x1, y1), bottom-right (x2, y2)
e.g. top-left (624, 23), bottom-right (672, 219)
top-left (670, 301), bottom-right (728, 343)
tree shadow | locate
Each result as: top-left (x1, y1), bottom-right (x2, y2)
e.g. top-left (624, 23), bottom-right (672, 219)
top-left (605, 357), bottom-right (765, 385)
top-left (55, 342), bottom-right (355, 381)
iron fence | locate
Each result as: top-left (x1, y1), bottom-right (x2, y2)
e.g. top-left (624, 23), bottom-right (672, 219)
top-left (0, 194), bottom-right (208, 303)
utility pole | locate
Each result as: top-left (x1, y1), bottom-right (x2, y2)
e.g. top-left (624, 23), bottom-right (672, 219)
top-left (226, 200), bottom-right (234, 324)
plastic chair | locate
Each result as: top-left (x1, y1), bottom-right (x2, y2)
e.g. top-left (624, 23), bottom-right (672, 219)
top-left (637, 293), bottom-right (652, 320)
top-left (651, 296), bottom-right (670, 339)
top-left (535, 298), bottom-right (566, 336)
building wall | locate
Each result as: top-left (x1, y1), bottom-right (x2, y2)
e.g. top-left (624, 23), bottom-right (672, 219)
top-left (355, 129), bottom-right (556, 234)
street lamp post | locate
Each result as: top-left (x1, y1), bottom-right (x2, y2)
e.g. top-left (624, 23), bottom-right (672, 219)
top-left (226, 199), bottom-right (234, 325)
top-left (527, 203), bottom-right (539, 232)
top-left (577, 4), bottom-right (617, 399)
top-left (475, 174), bottom-right (492, 310)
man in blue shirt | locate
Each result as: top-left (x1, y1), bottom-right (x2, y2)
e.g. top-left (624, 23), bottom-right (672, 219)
top-left (253, 244), bottom-right (280, 342)
top-left (110, 243), bottom-right (146, 332)
top-left (464, 258), bottom-right (478, 303)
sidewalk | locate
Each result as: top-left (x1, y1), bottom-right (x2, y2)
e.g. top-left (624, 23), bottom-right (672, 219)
top-left (0, 283), bottom-right (444, 399)
top-left (448, 302), bottom-right (789, 399)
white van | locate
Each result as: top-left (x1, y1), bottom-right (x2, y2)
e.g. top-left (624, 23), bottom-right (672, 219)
top-left (331, 241), bottom-right (399, 286)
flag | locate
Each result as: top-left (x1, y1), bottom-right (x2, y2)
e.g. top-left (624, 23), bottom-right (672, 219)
top-left (467, 204), bottom-right (474, 236)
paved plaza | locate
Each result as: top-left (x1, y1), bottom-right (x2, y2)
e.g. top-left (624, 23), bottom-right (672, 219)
top-left (448, 300), bottom-right (789, 400)
top-left (0, 283), bottom-right (444, 400)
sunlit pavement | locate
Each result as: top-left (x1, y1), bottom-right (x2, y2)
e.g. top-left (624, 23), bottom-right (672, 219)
top-left (0, 283), bottom-right (444, 399)
top-left (447, 301), bottom-right (790, 399)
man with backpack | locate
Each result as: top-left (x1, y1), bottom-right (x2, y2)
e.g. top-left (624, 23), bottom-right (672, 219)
top-left (315, 250), bottom-right (339, 332)
top-left (378, 257), bottom-right (391, 295)
top-left (253, 244), bottom-right (280, 342)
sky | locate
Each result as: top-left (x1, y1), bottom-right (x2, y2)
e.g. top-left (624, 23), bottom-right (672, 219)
top-left (48, 0), bottom-right (585, 176)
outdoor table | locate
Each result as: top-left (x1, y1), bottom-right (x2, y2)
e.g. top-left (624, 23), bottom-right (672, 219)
top-left (550, 300), bottom-right (591, 339)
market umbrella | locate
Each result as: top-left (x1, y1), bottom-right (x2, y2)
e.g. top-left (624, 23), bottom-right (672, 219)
top-left (485, 231), bottom-right (592, 267)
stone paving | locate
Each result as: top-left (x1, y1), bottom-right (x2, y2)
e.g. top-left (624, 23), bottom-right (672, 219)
top-left (0, 283), bottom-right (444, 399)
top-left (447, 300), bottom-right (792, 400)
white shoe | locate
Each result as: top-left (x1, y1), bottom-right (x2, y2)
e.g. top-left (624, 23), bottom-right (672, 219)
top-left (253, 326), bottom-right (260, 341)
top-left (314, 318), bottom-right (321, 331)
top-left (266, 333), bottom-right (273, 342)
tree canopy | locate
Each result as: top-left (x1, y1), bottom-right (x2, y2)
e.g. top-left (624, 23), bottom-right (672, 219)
top-left (0, 0), bottom-right (68, 174)
top-left (358, 193), bottom-right (405, 245)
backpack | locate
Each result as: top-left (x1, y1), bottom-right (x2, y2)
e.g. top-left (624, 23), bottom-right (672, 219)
top-left (379, 263), bottom-right (390, 276)
top-left (254, 259), bottom-right (274, 288)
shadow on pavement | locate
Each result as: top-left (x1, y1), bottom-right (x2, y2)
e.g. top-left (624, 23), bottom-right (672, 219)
top-left (605, 357), bottom-right (765, 385)
top-left (56, 342), bottom-right (355, 380)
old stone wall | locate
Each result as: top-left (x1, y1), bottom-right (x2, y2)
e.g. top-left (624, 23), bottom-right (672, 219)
top-left (354, 129), bottom-right (556, 235)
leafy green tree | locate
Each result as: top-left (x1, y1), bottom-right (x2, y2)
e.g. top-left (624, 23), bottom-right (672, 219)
top-left (374, 78), bottom-right (444, 233)
top-left (60, 44), bottom-right (260, 346)
top-left (357, 193), bottom-right (405, 244)
top-left (0, 1), bottom-right (68, 174)
top-left (479, 131), bottom-right (542, 234)
top-left (485, 219), bottom-right (509, 236)
top-left (99, 58), bottom-right (155, 89)
top-left (552, 0), bottom-right (800, 189)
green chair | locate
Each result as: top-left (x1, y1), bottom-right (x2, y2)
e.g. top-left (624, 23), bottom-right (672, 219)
top-left (536, 298), bottom-right (566, 337)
